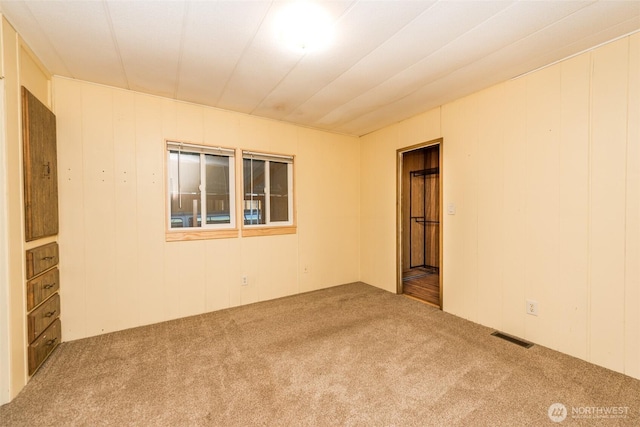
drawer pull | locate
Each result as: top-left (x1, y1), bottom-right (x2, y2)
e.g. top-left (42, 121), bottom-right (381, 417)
top-left (46, 337), bottom-right (57, 346)
top-left (44, 310), bottom-right (57, 318)
top-left (43, 283), bottom-right (55, 290)
top-left (41, 256), bottom-right (55, 261)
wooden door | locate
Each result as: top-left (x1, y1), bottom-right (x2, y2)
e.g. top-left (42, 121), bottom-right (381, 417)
top-left (409, 172), bottom-right (425, 267)
top-left (22, 87), bottom-right (58, 241)
top-left (424, 170), bottom-right (439, 269)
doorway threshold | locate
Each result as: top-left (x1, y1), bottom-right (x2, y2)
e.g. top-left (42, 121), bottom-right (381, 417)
top-left (403, 294), bottom-right (440, 309)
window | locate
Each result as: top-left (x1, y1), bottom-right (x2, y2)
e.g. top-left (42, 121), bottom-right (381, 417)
top-left (166, 141), bottom-right (236, 238)
top-left (243, 151), bottom-right (294, 228)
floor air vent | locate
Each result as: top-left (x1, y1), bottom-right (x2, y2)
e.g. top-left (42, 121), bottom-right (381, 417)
top-left (491, 331), bottom-right (534, 349)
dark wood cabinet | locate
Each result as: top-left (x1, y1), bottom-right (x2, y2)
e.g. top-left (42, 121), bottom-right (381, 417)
top-left (25, 247), bottom-right (61, 374)
top-left (27, 293), bottom-right (60, 343)
top-left (22, 87), bottom-right (58, 242)
top-left (25, 242), bottom-right (59, 279)
top-left (22, 86), bottom-right (61, 376)
top-left (28, 319), bottom-right (61, 376)
top-left (26, 267), bottom-right (59, 312)
top-left (25, 243), bottom-right (61, 374)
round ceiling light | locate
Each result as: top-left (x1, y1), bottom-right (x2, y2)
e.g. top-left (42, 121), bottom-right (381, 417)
top-left (275, 1), bottom-right (334, 54)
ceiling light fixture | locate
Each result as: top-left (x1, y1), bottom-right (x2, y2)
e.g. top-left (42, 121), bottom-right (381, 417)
top-left (275, 1), bottom-right (334, 54)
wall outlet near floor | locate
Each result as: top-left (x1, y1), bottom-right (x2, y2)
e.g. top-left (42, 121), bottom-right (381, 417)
top-left (242, 275), bottom-right (248, 286)
top-left (303, 265), bottom-right (310, 274)
top-left (526, 299), bottom-right (539, 316)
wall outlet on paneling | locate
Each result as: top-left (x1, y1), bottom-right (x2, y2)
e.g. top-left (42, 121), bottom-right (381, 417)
top-left (242, 275), bottom-right (248, 286)
top-left (526, 299), bottom-right (538, 316)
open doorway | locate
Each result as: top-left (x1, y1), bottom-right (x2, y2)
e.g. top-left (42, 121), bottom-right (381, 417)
top-left (397, 139), bottom-right (442, 308)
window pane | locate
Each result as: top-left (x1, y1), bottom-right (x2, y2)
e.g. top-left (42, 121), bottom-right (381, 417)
top-left (205, 154), bottom-right (230, 225)
top-left (243, 158), bottom-right (265, 225)
top-left (169, 151), bottom-right (201, 228)
top-left (269, 161), bottom-right (289, 222)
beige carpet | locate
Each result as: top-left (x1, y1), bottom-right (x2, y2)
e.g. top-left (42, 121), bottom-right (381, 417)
top-left (1, 282), bottom-right (639, 426)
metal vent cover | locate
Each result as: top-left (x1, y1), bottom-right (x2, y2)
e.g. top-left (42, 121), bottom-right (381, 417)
top-left (491, 331), bottom-right (534, 349)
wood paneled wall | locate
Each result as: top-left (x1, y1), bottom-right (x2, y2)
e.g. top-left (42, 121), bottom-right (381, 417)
top-left (361, 33), bottom-right (640, 380)
top-left (53, 77), bottom-right (360, 341)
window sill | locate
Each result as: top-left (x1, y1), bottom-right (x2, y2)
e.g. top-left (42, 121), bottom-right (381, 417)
top-left (242, 226), bottom-right (297, 237)
top-left (166, 228), bottom-right (239, 242)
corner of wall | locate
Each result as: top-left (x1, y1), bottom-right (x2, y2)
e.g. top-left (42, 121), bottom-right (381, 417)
top-left (0, 22), bottom-right (11, 404)
top-left (354, 134), bottom-right (360, 284)
top-left (0, 15), bottom-right (5, 79)
top-left (0, 15), bottom-right (53, 403)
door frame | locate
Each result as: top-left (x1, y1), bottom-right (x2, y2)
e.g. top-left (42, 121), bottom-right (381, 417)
top-left (0, 79), bottom-right (10, 403)
top-left (396, 138), bottom-right (443, 308)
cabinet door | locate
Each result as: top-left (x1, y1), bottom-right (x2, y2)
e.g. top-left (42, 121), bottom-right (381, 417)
top-left (25, 242), bottom-right (59, 279)
top-left (22, 87), bottom-right (59, 241)
top-left (26, 267), bottom-right (60, 311)
top-left (27, 293), bottom-right (60, 342)
top-left (28, 319), bottom-right (61, 375)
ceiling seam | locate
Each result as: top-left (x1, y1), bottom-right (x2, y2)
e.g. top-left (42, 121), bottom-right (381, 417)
top-left (512, 25), bottom-right (640, 80)
top-left (173, 1), bottom-right (190, 100)
top-left (280, 0), bottom-right (440, 123)
top-left (19, 1), bottom-right (73, 78)
top-left (313, 0), bottom-right (518, 128)
top-left (102, 0), bottom-right (130, 90)
top-left (330, 0), bottom-right (600, 132)
top-left (215, 0), bottom-right (274, 106)
top-left (248, 55), bottom-right (305, 116)
top-left (250, 0), bottom-right (360, 115)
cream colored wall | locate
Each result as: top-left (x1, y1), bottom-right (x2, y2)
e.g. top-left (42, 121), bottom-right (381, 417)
top-left (360, 109), bottom-right (441, 290)
top-left (0, 15), bottom-right (52, 403)
top-left (0, 18), bottom-right (10, 404)
top-left (52, 77), bottom-right (361, 341)
top-left (360, 34), bottom-right (640, 379)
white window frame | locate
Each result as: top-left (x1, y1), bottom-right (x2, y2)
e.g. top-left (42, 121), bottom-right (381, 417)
top-left (242, 151), bottom-right (294, 228)
top-left (166, 141), bottom-right (236, 232)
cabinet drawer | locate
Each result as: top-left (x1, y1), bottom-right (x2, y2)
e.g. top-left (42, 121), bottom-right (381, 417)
top-left (26, 267), bottom-right (59, 311)
top-left (28, 318), bottom-right (61, 375)
top-left (27, 293), bottom-right (60, 343)
top-left (26, 242), bottom-right (58, 279)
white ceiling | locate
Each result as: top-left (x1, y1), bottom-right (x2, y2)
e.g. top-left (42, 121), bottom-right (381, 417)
top-left (1, 0), bottom-right (639, 136)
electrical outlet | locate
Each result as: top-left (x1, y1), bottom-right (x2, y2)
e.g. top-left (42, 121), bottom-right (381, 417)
top-left (303, 265), bottom-right (309, 274)
top-left (526, 299), bottom-right (539, 316)
top-left (242, 275), bottom-right (248, 286)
